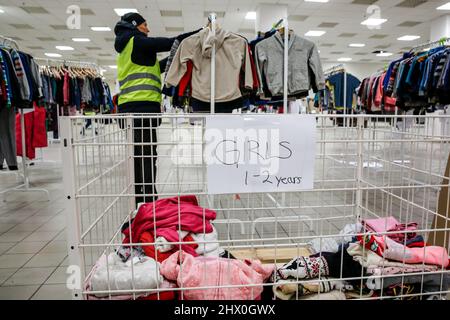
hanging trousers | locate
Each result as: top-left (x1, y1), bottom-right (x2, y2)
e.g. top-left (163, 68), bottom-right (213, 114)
top-left (133, 118), bottom-right (159, 207)
top-left (0, 106), bottom-right (17, 168)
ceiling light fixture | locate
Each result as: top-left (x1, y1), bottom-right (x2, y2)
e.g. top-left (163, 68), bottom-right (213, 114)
top-left (397, 35), bottom-right (421, 41)
top-left (45, 53), bottom-right (62, 58)
top-left (109, 65), bottom-right (117, 69)
top-left (376, 51), bottom-right (393, 57)
top-left (437, 2), bottom-right (450, 10)
top-left (245, 11), bottom-right (256, 20)
top-left (114, 8), bottom-right (138, 16)
top-left (361, 18), bottom-right (387, 26)
top-left (0, 9), bottom-right (4, 14)
top-left (91, 27), bottom-right (111, 32)
top-left (349, 43), bottom-right (366, 47)
top-left (72, 38), bottom-right (91, 42)
top-left (305, 30), bottom-right (326, 37)
top-left (338, 57), bottom-right (352, 62)
top-left (55, 46), bottom-right (74, 51)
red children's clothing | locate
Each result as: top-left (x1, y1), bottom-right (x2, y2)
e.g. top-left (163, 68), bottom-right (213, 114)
top-left (16, 106), bottom-right (47, 160)
top-left (122, 196), bottom-right (216, 257)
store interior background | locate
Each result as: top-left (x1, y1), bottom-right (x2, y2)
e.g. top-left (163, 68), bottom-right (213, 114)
top-left (0, 0), bottom-right (450, 300)
top-left (1, 0), bottom-right (450, 91)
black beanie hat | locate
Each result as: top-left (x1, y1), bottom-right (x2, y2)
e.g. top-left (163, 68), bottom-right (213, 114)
top-left (122, 12), bottom-right (146, 27)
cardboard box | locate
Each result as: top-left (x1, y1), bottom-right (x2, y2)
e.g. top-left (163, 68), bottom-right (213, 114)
top-left (428, 154), bottom-right (450, 248)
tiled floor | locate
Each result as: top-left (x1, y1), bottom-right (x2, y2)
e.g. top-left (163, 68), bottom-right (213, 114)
top-left (0, 143), bottom-right (72, 300)
top-left (0, 119), bottom-right (448, 300)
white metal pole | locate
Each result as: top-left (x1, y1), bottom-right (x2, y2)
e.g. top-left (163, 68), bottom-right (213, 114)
top-left (344, 68), bottom-right (347, 127)
top-left (283, 18), bottom-right (288, 114)
top-left (60, 117), bottom-right (85, 300)
top-left (20, 109), bottom-right (29, 189)
top-left (210, 13), bottom-right (216, 115)
top-left (57, 104), bottom-right (61, 139)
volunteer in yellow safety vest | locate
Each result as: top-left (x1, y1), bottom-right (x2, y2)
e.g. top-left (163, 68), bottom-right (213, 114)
top-left (114, 12), bottom-right (199, 206)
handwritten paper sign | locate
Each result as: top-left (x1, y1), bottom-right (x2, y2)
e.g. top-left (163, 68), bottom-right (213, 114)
top-left (205, 115), bottom-right (316, 194)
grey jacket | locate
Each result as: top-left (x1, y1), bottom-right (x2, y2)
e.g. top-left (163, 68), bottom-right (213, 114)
top-left (255, 33), bottom-right (324, 96)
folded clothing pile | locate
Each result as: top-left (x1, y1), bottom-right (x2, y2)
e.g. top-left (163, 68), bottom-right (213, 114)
top-left (86, 252), bottom-right (168, 300)
top-left (160, 251), bottom-right (274, 300)
top-left (272, 245), bottom-right (363, 300)
top-left (350, 216), bottom-right (450, 298)
top-left (362, 216), bottom-right (418, 244)
top-left (121, 195), bottom-right (220, 260)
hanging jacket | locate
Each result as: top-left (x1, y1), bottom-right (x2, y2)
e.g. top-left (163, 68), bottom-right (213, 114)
top-left (166, 27), bottom-right (254, 103)
top-left (0, 50), bottom-right (12, 108)
top-left (255, 33), bottom-right (324, 97)
top-left (10, 49), bottom-right (30, 101)
top-left (19, 53), bottom-right (34, 102)
top-left (327, 72), bottom-right (361, 110)
top-left (2, 49), bottom-right (22, 107)
top-left (29, 57), bottom-right (43, 99)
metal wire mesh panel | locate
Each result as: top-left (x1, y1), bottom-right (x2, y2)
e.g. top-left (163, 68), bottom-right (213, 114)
top-left (61, 114), bottom-right (450, 301)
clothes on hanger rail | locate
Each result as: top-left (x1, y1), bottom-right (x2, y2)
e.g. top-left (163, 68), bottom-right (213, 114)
top-left (165, 27), bottom-right (255, 109)
top-left (0, 46), bottom-right (43, 169)
top-left (326, 71), bottom-right (360, 111)
top-left (255, 31), bottom-right (324, 98)
top-left (360, 46), bottom-right (450, 113)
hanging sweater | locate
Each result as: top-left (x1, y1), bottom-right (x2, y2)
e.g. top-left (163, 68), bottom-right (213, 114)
top-left (165, 27), bottom-right (254, 103)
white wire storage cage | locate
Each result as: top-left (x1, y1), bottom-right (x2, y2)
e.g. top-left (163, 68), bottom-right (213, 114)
top-left (61, 113), bottom-right (450, 301)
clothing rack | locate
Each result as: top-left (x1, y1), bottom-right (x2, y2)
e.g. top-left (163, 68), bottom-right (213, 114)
top-left (35, 57), bottom-right (104, 142)
top-left (324, 64), bottom-right (349, 119)
top-left (208, 13), bottom-right (216, 114)
top-left (323, 64), bottom-right (345, 76)
top-left (282, 18), bottom-right (288, 114)
top-left (409, 37), bottom-right (450, 53)
top-left (0, 35), bottom-right (50, 201)
top-left (34, 57), bottom-right (101, 73)
top-left (0, 35), bottom-right (19, 50)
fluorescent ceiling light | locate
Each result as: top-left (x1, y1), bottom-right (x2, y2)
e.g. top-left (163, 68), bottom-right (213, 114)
top-left (91, 27), bottom-right (111, 32)
top-left (114, 8), bottom-right (138, 16)
top-left (305, 30), bottom-right (326, 37)
top-left (55, 46), bottom-right (74, 51)
top-left (45, 53), bottom-right (62, 58)
top-left (361, 18), bottom-right (387, 26)
top-left (0, 9), bottom-right (4, 13)
top-left (376, 51), bottom-right (393, 57)
top-left (437, 2), bottom-right (450, 10)
top-left (109, 65), bottom-right (117, 69)
top-left (304, 0), bottom-right (329, 2)
top-left (72, 38), bottom-right (91, 42)
top-left (338, 57), bottom-right (352, 62)
top-left (349, 43), bottom-right (365, 47)
top-left (397, 35), bottom-right (421, 41)
top-left (245, 12), bottom-right (256, 20)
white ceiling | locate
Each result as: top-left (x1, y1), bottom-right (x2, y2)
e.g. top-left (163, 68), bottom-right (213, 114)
top-left (0, 0), bottom-right (449, 81)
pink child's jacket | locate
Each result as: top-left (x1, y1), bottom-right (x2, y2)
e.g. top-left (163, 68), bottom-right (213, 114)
top-left (160, 251), bottom-right (274, 300)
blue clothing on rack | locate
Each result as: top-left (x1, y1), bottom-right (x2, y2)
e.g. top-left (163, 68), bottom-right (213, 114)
top-left (327, 72), bottom-right (360, 109)
top-left (0, 50), bottom-right (12, 108)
